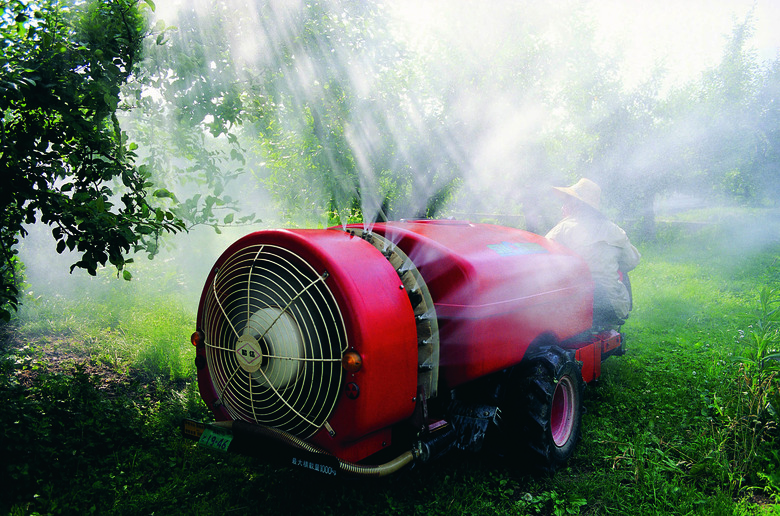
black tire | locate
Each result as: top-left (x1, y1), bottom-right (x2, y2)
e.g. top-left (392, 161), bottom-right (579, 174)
top-left (499, 346), bottom-right (585, 473)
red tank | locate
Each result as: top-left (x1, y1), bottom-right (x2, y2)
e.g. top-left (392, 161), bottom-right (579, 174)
top-left (191, 220), bottom-right (614, 474)
top-left (362, 220), bottom-right (593, 388)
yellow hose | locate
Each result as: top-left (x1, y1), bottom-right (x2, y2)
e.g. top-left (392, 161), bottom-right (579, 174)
top-left (338, 451), bottom-right (414, 477)
top-left (216, 420), bottom-right (416, 477)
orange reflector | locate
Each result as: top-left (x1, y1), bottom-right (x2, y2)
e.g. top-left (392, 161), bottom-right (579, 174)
top-left (341, 350), bottom-right (363, 373)
top-left (191, 330), bottom-right (205, 347)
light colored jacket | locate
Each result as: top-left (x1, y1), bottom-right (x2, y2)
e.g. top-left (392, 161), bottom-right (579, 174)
top-left (545, 214), bottom-right (640, 320)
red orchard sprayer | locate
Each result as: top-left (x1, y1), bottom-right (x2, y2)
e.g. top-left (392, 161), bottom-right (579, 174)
top-left (185, 220), bottom-right (626, 476)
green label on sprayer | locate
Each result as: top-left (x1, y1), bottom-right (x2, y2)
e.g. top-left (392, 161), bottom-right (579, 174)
top-left (199, 427), bottom-right (233, 452)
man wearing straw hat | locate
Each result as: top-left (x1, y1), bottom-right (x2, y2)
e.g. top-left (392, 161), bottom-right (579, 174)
top-left (546, 178), bottom-right (640, 330)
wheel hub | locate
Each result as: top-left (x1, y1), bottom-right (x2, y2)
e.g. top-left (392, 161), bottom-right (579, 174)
top-left (550, 376), bottom-right (575, 447)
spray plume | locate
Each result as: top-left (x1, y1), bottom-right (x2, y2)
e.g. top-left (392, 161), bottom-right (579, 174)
top-left (14, 0), bottom-right (780, 304)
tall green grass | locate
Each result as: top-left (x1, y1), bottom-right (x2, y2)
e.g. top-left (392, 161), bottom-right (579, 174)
top-left (14, 258), bottom-right (198, 381)
top-left (572, 218), bottom-right (780, 513)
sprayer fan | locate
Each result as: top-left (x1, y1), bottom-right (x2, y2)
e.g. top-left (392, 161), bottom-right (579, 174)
top-left (200, 243), bottom-right (347, 438)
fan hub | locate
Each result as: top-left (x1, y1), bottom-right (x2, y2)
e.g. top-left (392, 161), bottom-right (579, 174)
top-left (236, 334), bottom-right (264, 373)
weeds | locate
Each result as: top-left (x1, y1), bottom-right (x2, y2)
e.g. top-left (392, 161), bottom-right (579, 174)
top-left (14, 267), bottom-right (196, 382)
top-left (710, 287), bottom-right (780, 495)
top-left (0, 343), bottom-right (212, 514)
top-left (515, 489), bottom-right (587, 515)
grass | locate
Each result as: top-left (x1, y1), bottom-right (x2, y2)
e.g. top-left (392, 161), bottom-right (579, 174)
top-left (12, 258), bottom-right (197, 382)
top-left (1, 214), bottom-right (780, 515)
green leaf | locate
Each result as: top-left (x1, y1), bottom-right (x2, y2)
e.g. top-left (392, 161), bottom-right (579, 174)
top-left (223, 213), bottom-right (234, 224)
top-left (122, 270), bottom-right (132, 281)
top-left (153, 189), bottom-right (172, 198)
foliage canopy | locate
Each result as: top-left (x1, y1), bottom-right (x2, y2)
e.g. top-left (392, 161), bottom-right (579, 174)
top-left (0, 0), bottom-right (184, 320)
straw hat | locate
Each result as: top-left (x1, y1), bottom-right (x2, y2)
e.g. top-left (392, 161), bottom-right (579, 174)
top-left (553, 178), bottom-right (601, 212)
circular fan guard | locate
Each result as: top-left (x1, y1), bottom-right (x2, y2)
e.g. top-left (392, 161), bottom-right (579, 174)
top-left (201, 243), bottom-right (347, 438)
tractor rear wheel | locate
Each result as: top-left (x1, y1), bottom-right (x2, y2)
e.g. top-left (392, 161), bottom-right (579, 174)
top-left (499, 346), bottom-right (585, 472)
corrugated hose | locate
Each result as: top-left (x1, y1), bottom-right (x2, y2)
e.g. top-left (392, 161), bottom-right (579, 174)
top-left (214, 420), bottom-right (415, 477)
